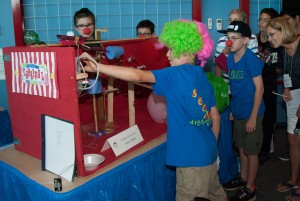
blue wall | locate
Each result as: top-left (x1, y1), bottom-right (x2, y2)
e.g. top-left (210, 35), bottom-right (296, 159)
top-left (22, 0), bottom-right (192, 43)
top-left (0, 1), bottom-right (15, 110)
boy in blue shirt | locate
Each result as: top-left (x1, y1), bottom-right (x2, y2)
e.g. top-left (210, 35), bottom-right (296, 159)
top-left (219, 21), bottom-right (265, 201)
top-left (81, 20), bottom-right (228, 201)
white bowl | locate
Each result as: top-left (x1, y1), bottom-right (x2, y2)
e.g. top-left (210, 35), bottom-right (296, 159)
top-left (84, 154), bottom-right (105, 171)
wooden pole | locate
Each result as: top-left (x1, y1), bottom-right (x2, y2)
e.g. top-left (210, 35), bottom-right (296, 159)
top-left (128, 82), bottom-right (135, 127)
top-left (92, 94), bottom-right (98, 132)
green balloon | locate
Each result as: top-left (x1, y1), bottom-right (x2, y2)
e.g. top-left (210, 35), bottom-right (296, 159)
top-left (24, 31), bottom-right (40, 45)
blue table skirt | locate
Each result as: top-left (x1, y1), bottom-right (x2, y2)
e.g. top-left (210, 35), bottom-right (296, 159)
top-left (0, 143), bottom-right (176, 201)
top-left (0, 108), bottom-right (239, 200)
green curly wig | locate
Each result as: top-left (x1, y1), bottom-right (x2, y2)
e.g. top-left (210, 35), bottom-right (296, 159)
top-left (159, 20), bottom-right (204, 58)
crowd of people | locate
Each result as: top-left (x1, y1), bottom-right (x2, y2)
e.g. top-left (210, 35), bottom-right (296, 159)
top-left (74, 6), bottom-right (300, 201)
top-left (214, 8), bottom-right (300, 201)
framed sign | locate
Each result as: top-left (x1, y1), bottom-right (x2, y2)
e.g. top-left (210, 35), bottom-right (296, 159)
top-left (41, 115), bottom-right (75, 182)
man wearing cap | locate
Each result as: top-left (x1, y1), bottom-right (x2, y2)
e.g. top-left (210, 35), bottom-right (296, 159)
top-left (219, 21), bottom-right (265, 201)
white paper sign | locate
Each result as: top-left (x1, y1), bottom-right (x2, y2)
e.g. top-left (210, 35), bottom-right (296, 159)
top-left (43, 115), bottom-right (75, 182)
top-left (101, 125), bottom-right (144, 156)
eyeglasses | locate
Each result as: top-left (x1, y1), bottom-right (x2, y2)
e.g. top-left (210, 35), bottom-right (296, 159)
top-left (137, 32), bottom-right (152, 37)
top-left (258, 18), bottom-right (270, 23)
top-left (227, 36), bottom-right (243, 41)
top-left (265, 31), bottom-right (278, 40)
top-left (76, 23), bottom-right (94, 30)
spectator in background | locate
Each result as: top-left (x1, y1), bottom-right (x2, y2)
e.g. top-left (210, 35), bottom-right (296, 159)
top-left (277, 8), bottom-right (300, 162)
top-left (256, 8), bottom-right (280, 165)
top-left (219, 21), bottom-right (264, 201)
top-left (215, 9), bottom-right (258, 78)
top-left (281, 8), bottom-right (300, 35)
top-left (136, 19), bottom-right (155, 38)
top-left (214, 8), bottom-right (258, 191)
top-left (266, 17), bottom-right (300, 201)
top-left (74, 8), bottom-right (96, 40)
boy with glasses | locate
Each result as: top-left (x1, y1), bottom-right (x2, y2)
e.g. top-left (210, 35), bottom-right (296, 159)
top-left (136, 19), bottom-right (155, 38)
top-left (215, 9), bottom-right (258, 77)
top-left (74, 8), bottom-right (96, 41)
top-left (214, 9), bottom-right (258, 192)
top-left (219, 21), bottom-right (265, 201)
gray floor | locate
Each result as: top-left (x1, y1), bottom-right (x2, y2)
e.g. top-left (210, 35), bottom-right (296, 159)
top-left (226, 127), bottom-right (293, 201)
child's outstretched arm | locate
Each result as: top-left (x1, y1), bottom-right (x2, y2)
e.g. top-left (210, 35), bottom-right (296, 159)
top-left (246, 75), bottom-right (264, 133)
top-left (80, 52), bottom-right (156, 83)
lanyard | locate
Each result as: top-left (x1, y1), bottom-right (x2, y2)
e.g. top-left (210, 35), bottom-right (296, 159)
top-left (284, 50), bottom-right (294, 77)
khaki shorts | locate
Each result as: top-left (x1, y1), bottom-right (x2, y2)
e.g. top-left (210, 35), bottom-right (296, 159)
top-left (233, 116), bottom-right (263, 155)
top-left (176, 161), bottom-right (227, 201)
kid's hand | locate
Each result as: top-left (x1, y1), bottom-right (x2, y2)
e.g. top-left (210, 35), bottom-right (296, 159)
top-left (222, 46), bottom-right (231, 55)
top-left (246, 116), bottom-right (256, 133)
top-left (229, 112), bottom-right (234, 121)
top-left (79, 52), bottom-right (98, 72)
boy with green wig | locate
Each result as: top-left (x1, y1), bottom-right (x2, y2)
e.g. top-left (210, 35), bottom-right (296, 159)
top-left (81, 20), bottom-right (228, 201)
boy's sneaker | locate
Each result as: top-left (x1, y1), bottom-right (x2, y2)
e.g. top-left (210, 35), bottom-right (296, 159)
top-left (223, 176), bottom-right (247, 191)
top-left (229, 186), bottom-right (256, 201)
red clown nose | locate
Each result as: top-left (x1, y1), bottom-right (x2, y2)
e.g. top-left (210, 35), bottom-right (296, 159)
top-left (83, 27), bottom-right (91, 35)
top-left (226, 40), bottom-right (233, 47)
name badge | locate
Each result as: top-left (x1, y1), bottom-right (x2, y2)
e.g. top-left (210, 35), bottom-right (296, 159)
top-left (283, 74), bottom-right (292, 88)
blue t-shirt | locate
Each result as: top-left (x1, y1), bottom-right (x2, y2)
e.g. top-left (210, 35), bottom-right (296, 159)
top-left (151, 64), bottom-right (217, 167)
top-left (228, 48), bottom-right (265, 119)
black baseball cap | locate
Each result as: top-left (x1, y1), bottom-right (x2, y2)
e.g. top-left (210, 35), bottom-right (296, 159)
top-left (218, 21), bottom-right (251, 38)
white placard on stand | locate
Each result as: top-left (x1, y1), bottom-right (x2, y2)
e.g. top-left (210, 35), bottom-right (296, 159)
top-left (101, 125), bottom-right (144, 156)
top-left (42, 115), bottom-right (75, 182)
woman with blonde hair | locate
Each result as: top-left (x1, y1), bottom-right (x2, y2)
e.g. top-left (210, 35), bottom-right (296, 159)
top-left (266, 17), bottom-right (300, 201)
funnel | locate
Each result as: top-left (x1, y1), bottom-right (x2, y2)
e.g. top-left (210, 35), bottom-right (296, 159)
top-left (106, 46), bottom-right (124, 60)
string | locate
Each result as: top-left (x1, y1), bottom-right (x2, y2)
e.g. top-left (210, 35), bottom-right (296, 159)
top-left (81, 124), bottom-right (99, 149)
top-left (57, 163), bottom-right (76, 178)
top-left (284, 44), bottom-right (295, 77)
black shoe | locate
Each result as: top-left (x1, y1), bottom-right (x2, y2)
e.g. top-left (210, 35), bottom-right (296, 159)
top-left (279, 151), bottom-right (289, 161)
top-left (229, 186), bottom-right (256, 201)
top-left (259, 152), bottom-right (269, 165)
top-left (223, 176), bottom-right (247, 191)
